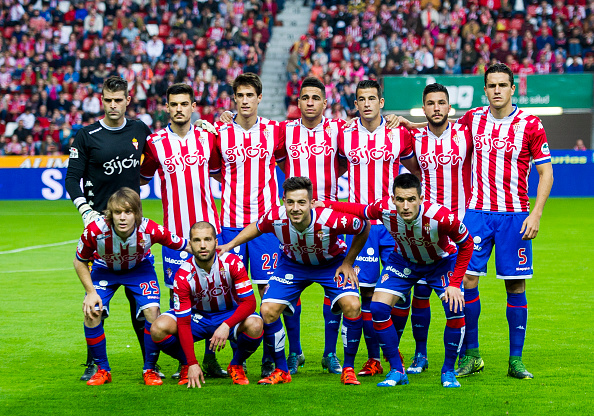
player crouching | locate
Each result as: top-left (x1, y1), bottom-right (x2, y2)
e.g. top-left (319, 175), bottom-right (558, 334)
top-left (144, 222), bottom-right (263, 387)
top-left (322, 174), bottom-right (473, 388)
top-left (218, 177), bottom-right (371, 386)
top-left (74, 188), bottom-right (190, 386)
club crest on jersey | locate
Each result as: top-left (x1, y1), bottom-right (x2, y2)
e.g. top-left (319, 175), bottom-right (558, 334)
top-left (263, 129), bottom-right (270, 138)
top-left (138, 238), bottom-right (146, 249)
top-left (317, 230), bottom-right (325, 240)
top-left (132, 138), bottom-right (138, 150)
top-left (386, 130), bottom-right (394, 143)
top-left (423, 223), bottom-right (431, 233)
top-left (325, 126), bottom-right (332, 136)
top-left (512, 123), bottom-right (521, 134)
top-left (381, 273), bottom-right (389, 284)
top-left (541, 142), bottom-right (550, 155)
top-left (354, 265), bottom-right (361, 276)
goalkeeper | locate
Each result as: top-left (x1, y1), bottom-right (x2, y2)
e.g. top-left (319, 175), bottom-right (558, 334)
top-left (65, 76), bottom-right (153, 381)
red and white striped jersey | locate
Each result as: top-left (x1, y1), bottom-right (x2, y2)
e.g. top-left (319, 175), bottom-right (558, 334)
top-left (412, 122), bottom-right (473, 219)
top-left (76, 217), bottom-right (187, 271)
top-left (214, 117), bottom-right (284, 228)
top-left (173, 253), bottom-right (253, 316)
top-left (338, 118), bottom-right (414, 223)
top-left (458, 106), bottom-right (551, 212)
top-left (363, 198), bottom-right (469, 265)
top-left (278, 117), bottom-right (345, 201)
top-left (140, 125), bottom-right (221, 237)
top-left (256, 206), bottom-right (367, 266)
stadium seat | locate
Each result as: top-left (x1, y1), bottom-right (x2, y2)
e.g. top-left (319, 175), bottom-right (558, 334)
top-left (311, 9), bottom-right (320, 23)
top-left (308, 23), bottom-right (316, 36)
top-left (146, 24), bottom-right (159, 37)
top-left (195, 37), bottom-right (207, 50)
top-left (3, 27), bottom-right (13, 39)
top-left (330, 48), bottom-right (343, 63)
top-left (497, 18), bottom-right (510, 32)
top-left (158, 24), bottom-right (170, 38)
top-left (286, 105), bottom-right (301, 120)
top-left (332, 35), bottom-right (345, 49)
top-left (510, 18), bottom-right (524, 31)
top-left (82, 39), bottom-right (93, 52)
top-left (433, 46), bottom-right (446, 61)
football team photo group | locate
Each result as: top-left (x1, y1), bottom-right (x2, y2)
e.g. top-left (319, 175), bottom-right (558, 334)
top-left (67, 63), bottom-right (553, 390)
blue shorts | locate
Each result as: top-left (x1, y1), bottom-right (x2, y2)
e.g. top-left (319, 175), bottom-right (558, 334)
top-left (221, 227), bottom-right (280, 285)
top-left (262, 255), bottom-right (359, 316)
top-left (345, 224), bottom-right (395, 287)
top-left (464, 209), bottom-right (533, 280)
top-left (376, 253), bottom-right (462, 303)
top-left (162, 309), bottom-right (261, 342)
top-left (162, 233), bottom-right (222, 289)
top-left (90, 259), bottom-right (161, 318)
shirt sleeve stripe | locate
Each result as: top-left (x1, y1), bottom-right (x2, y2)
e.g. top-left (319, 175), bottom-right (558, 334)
top-left (533, 156), bottom-right (551, 165)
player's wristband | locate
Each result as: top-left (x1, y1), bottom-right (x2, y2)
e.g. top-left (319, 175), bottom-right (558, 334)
top-left (77, 203), bottom-right (93, 217)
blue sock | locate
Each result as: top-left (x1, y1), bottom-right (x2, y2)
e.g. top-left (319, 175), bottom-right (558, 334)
top-left (411, 285), bottom-right (432, 356)
top-left (85, 322), bottom-right (110, 371)
top-left (263, 319), bottom-right (288, 372)
top-left (341, 313), bottom-right (362, 369)
top-left (391, 297), bottom-right (410, 343)
top-left (506, 292), bottom-right (528, 357)
top-left (361, 296), bottom-right (380, 359)
top-left (442, 314), bottom-right (465, 373)
top-left (204, 340), bottom-right (215, 356)
top-left (143, 321), bottom-right (160, 371)
top-left (283, 298), bottom-right (302, 355)
top-left (155, 333), bottom-right (187, 365)
top-left (231, 330), bottom-right (263, 365)
top-left (463, 286), bottom-right (480, 353)
top-left (370, 301), bottom-right (403, 372)
top-left (323, 296), bottom-right (341, 356)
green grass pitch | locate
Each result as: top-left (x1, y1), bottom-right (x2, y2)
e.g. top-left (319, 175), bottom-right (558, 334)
top-left (1, 198), bottom-right (592, 416)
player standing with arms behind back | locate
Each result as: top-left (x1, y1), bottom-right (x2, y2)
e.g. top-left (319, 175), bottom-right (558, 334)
top-left (400, 83), bottom-right (473, 375)
top-left (140, 83), bottom-right (226, 379)
top-left (454, 63), bottom-right (553, 379)
top-left (213, 73), bottom-right (286, 378)
top-left (65, 76), bottom-right (153, 380)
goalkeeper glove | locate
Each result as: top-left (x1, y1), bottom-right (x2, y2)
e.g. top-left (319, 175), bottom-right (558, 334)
top-left (194, 119), bottom-right (218, 135)
top-left (78, 203), bottom-right (102, 228)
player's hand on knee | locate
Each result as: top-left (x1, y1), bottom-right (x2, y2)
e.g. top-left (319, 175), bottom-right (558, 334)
top-left (83, 292), bottom-right (103, 318)
top-left (520, 214), bottom-right (539, 240)
top-left (444, 286), bottom-right (464, 313)
top-left (209, 323), bottom-right (230, 352)
top-left (187, 364), bottom-right (205, 389)
top-left (335, 264), bottom-right (359, 289)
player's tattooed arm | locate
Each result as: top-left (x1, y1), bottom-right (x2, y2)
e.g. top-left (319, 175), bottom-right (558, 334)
top-left (521, 162), bottom-right (553, 240)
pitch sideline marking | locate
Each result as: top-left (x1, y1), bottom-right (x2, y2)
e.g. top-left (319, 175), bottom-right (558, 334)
top-left (0, 239), bottom-right (79, 255)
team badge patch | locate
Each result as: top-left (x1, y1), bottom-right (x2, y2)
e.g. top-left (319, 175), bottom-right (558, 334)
top-left (353, 218), bottom-right (361, 230)
top-left (354, 265), bottom-right (361, 276)
top-left (541, 142), bottom-right (550, 155)
top-left (381, 273), bottom-right (389, 284)
top-left (132, 138), bottom-right (138, 150)
top-left (69, 147), bottom-right (79, 158)
top-left (403, 268), bottom-right (411, 276)
top-left (317, 230), bottom-right (325, 240)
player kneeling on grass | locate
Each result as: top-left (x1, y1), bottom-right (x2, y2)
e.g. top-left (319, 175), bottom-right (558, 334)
top-left (218, 176), bottom-right (371, 386)
top-left (145, 221), bottom-right (263, 388)
top-left (320, 174), bottom-right (473, 388)
top-left (74, 187), bottom-right (190, 386)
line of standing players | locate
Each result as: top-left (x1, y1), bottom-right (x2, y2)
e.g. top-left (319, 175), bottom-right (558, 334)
top-left (68, 64), bottom-right (553, 388)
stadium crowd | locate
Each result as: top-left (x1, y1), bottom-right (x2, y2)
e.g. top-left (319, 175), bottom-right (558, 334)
top-left (0, 0), bottom-right (282, 155)
top-left (285, 0), bottom-right (594, 114)
top-left (0, 0), bottom-right (592, 155)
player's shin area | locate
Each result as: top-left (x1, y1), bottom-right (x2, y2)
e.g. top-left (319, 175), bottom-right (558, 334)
top-left (260, 296), bottom-right (361, 324)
